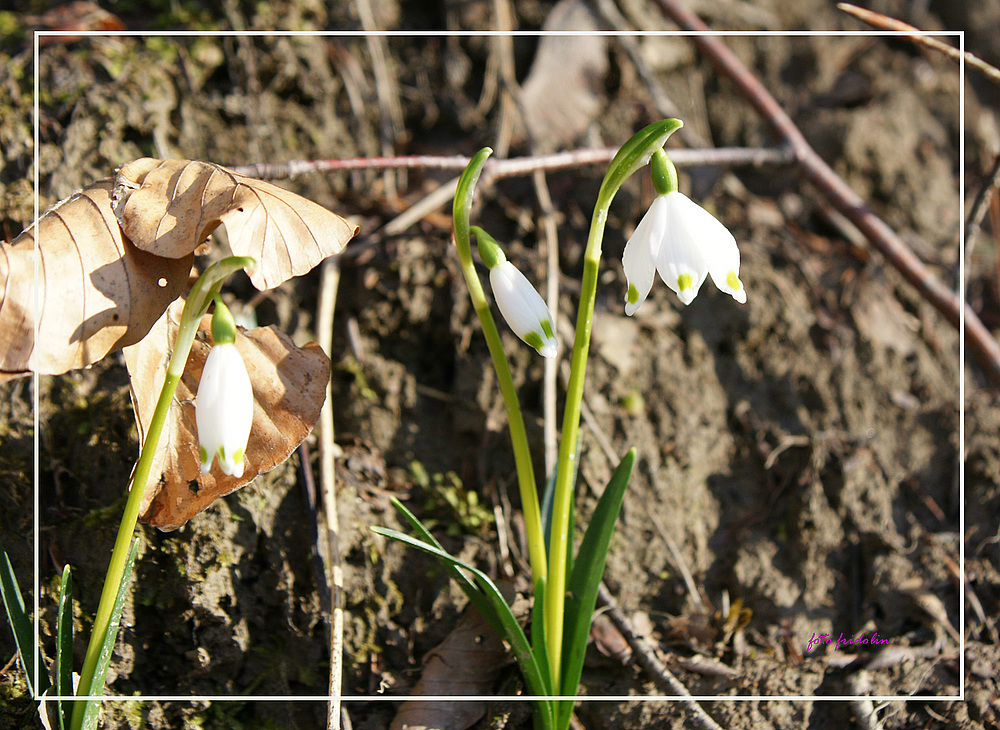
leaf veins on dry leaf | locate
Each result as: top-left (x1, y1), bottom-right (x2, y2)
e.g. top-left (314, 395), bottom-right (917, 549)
top-left (0, 158), bottom-right (358, 526)
top-left (112, 158), bottom-right (358, 290)
top-left (1, 157), bottom-right (357, 379)
top-left (0, 178), bottom-right (192, 379)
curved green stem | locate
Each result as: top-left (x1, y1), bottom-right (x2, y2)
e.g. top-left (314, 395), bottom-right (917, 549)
top-left (544, 120), bottom-right (682, 685)
top-left (71, 256), bottom-right (254, 730)
top-left (453, 148), bottom-right (547, 589)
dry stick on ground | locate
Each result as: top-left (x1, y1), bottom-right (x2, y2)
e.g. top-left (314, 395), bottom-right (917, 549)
top-left (354, 0), bottom-right (404, 198)
top-left (597, 583), bottom-right (726, 730)
top-left (966, 153), bottom-right (1000, 251)
top-left (655, 0), bottom-right (1000, 385)
top-left (837, 3), bottom-right (1000, 88)
top-left (318, 257), bottom-right (346, 730)
top-left (490, 0), bottom-right (519, 160)
top-left (230, 146), bottom-right (792, 182)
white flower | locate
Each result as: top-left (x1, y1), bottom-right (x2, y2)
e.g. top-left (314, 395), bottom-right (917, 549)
top-left (622, 191), bottom-right (746, 315)
top-left (196, 342), bottom-right (253, 478)
top-left (489, 260), bottom-right (558, 358)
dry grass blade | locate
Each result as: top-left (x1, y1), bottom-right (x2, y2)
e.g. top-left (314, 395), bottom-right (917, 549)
top-left (113, 158), bottom-right (359, 291)
top-left (0, 178), bottom-right (192, 380)
top-left (124, 299), bottom-right (330, 531)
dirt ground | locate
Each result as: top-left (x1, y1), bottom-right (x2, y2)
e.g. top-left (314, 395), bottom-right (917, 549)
top-left (1, 0), bottom-right (998, 728)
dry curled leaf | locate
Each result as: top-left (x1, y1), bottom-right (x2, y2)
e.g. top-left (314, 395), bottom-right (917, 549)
top-left (391, 607), bottom-right (509, 730)
top-left (113, 158), bottom-right (358, 291)
top-left (0, 178), bottom-right (192, 380)
top-left (124, 299), bottom-right (329, 531)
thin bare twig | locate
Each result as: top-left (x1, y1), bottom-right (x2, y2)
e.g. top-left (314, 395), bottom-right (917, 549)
top-left (229, 145), bottom-right (793, 181)
top-left (318, 257), bottom-right (345, 730)
top-left (837, 3), bottom-right (1000, 87)
top-left (354, 0), bottom-right (404, 197)
top-left (655, 0), bottom-right (1000, 385)
top-left (491, 0), bottom-right (518, 159)
top-left (965, 154), bottom-right (1000, 251)
top-left (535, 169), bottom-right (561, 477)
top-left (597, 583), bottom-right (726, 730)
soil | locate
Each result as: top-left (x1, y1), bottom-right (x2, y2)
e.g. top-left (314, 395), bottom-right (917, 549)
top-left (1, 0), bottom-right (998, 729)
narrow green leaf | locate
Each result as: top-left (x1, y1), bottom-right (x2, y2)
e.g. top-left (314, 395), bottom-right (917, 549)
top-left (78, 538), bottom-right (139, 730)
top-left (559, 449), bottom-right (635, 704)
top-left (530, 573), bottom-right (552, 696)
top-left (56, 565), bottom-right (74, 730)
top-left (386, 497), bottom-right (486, 612)
top-left (372, 526), bottom-right (551, 709)
top-left (0, 541), bottom-right (49, 696)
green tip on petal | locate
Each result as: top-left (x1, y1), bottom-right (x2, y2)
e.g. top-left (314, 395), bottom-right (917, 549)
top-left (541, 320), bottom-right (555, 339)
top-left (627, 283), bottom-right (639, 305)
top-left (200, 444), bottom-right (209, 464)
top-left (726, 271), bottom-right (741, 291)
top-left (677, 273), bottom-right (694, 292)
top-left (524, 331), bottom-right (544, 351)
top-left (233, 448), bottom-right (244, 465)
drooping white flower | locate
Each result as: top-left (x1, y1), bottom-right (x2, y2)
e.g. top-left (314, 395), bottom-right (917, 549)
top-left (489, 260), bottom-right (558, 358)
top-left (623, 191), bottom-right (746, 315)
top-left (196, 341), bottom-right (253, 478)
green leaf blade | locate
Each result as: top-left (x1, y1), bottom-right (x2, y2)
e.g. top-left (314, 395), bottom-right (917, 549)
top-left (559, 449), bottom-right (635, 703)
top-left (0, 541), bottom-right (49, 696)
top-left (56, 565), bottom-right (74, 730)
top-left (78, 538), bottom-right (139, 730)
top-left (372, 526), bottom-right (552, 712)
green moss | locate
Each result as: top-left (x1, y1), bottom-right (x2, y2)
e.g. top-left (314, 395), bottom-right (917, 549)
top-left (408, 461), bottom-right (494, 537)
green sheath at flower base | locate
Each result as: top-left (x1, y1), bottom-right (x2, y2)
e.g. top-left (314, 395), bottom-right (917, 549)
top-left (210, 296), bottom-right (239, 344)
top-left (650, 149), bottom-right (678, 196)
top-left (473, 225), bottom-right (506, 269)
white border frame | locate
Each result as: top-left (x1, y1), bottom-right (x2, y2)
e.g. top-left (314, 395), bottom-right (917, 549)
top-left (31, 28), bottom-right (965, 706)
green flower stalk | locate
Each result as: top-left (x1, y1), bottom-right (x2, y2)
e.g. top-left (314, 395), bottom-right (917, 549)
top-left (71, 256), bottom-right (254, 730)
top-left (545, 119), bottom-right (682, 684)
top-left (377, 121), bottom-right (692, 730)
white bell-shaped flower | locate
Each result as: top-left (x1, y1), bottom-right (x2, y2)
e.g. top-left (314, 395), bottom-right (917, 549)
top-left (196, 341), bottom-right (253, 478)
top-left (623, 190), bottom-right (746, 314)
top-left (489, 260), bottom-right (558, 358)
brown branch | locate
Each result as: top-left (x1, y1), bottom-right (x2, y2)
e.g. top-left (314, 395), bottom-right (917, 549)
top-left (654, 0), bottom-right (1000, 385)
top-left (837, 3), bottom-right (1000, 87)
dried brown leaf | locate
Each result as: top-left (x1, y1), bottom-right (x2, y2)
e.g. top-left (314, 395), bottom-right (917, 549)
top-left (390, 607), bottom-right (509, 730)
top-left (112, 158), bottom-right (358, 291)
top-left (0, 178), bottom-right (192, 380)
top-left (124, 300), bottom-right (329, 531)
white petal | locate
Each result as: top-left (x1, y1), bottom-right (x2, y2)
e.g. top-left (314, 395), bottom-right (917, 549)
top-left (196, 342), bottom-right (254, 478)
top-left (489, 261), bottom-right (558, 358)
top-left (622, 195), bottom-right (669, 316)
top-left (656, 192), bottom-right (710, 305)
top-left (677, 194), bottom-right (746, 303)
